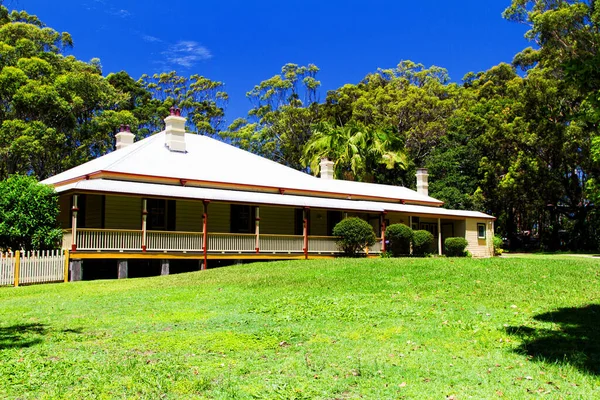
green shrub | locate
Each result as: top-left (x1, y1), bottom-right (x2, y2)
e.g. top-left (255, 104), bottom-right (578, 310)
top-left (412, 230), bottom-right (434, 256)
top-left (385, 223), bottom-right (413, 256)
top-left (0, 175), bottom-right (62, 251)
top-left (493, 235), bottom-right (504, 256)
top-left (332, 217), bottom-right (376, 256)
top-left (444, 237), bottom-right (469, 257)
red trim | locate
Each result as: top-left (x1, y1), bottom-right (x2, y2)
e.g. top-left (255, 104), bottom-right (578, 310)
top-left (71, 244), bottom-right (77, 251)
top-left (142, 245), bottom-right (147, 252)
top-left (255, 247), bottom-right (260, 253)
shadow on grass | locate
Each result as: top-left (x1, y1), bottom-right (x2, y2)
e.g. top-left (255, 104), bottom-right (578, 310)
top-left (0, 323), bottom-right (82, 350)
top-left (506, 304), bottom-right (600, 375)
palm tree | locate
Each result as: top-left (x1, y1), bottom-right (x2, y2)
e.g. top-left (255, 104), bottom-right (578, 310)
top-left (302, 121), bottom-right (407, 181)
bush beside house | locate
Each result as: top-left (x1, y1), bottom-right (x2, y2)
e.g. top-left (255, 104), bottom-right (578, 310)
top-left (444, 237), bottom-right (469, 257)
top-left (385, 224), bottom-right (413, 256)
top-left (333, 217), bottom-right (376, 256)
top-left (412, 230), bottom-right (434, 256)
top-left (493, 235), bottom-right (504, 256)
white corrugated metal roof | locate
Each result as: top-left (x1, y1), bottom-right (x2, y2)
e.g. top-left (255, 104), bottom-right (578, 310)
top-left (360, 201), bottom-right (495, 220)
top-left (42, 131), bottom-right (443, 205)
top-left (55, 179), bottom-right (495, 219)
top-left (55, 179), bottom-right (385, 212)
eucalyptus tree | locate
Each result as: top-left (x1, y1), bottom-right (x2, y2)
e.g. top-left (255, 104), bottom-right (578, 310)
top-left (0, 4), bottom-right (135, 179)
top-left (223, 63), bottom-right (321, 170)
top-left (139, 71), bottom-right (228, 137)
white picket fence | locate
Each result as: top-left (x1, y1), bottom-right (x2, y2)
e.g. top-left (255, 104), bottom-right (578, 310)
top-left (0, 250), bottom-right (66, 287)
top-left (0, 252), bottom-right (15, 286)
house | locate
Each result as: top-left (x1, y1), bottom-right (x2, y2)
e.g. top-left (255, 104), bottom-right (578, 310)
top-left (42, 109), bottom-right (495, 280)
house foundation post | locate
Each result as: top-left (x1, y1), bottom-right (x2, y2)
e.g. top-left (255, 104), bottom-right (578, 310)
top-left (438, 218), bottom-right (442, 256)
top-left (255, 206), bottom-right (260, 253)
top-left (202, 200), bottom-right (210, 270)
top-left (161, 259), bottom-right (170, 275)
top-left (70, 259), bottom-right (82, 282)
top-left (380, 212), bottom-right (387, 252)
top-left (71, 194), bottom-right (78, 251)
top-left (303, 207), bottom-right (309, 259)
top-left (118, 260), bottom-right (128, 279)
top-left (141, 199), bottom-right (148, 251)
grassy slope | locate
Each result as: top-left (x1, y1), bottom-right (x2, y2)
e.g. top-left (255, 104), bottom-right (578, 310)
top-left (0, 257), bottom-right (599, 399)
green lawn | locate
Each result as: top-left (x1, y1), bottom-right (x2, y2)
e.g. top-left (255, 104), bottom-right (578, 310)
top-left (1, 257), bottom-right (599, 399)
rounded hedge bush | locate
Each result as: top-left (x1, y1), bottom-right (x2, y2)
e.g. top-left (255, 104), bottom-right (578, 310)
top-left (332, 217), bottom-right (376, 256)
top-left (385, 223), bottom-right (413, 256)
top-left (412, 230), bottom-right (434, 256)
top-left (444, 237), bottom-right (469, 257)
top-left (493, 235), bottom-right (504, 256)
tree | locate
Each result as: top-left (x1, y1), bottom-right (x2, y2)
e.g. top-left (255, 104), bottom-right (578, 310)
top-left (223, 63), bottom-right (321, 169)
top-left (0, 4), bottom-right (135, 180)
top-left (0, 175), bottom-right (62, 251)
top-left (139, 71), bottom-right (228, 136)
top-left (502, 0), bottom-right (600, 250)
top-left (302, 121), bottom-right (406, 181)
top-left (322, 61), bottom-right (458, 168)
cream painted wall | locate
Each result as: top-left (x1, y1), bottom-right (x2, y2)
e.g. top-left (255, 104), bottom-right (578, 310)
top-left (260, 206), bottom-right (295, 235)
top-left (207, 202), bottom-right (230, 233)
top-left (465, 218), bottom-right (494, 257)
top-left (105, 195), bottom-right (141, 230)
top-left (176, 200), bottom-right (203, 232)
top-left (310, 209), bottom-right (328, 236)
top-left (85, 195), bottom-right (103, 228)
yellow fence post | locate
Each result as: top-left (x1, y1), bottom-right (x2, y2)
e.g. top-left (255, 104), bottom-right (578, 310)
top-left (64, 249), bottom-right (70, 283)
top-left (14, 250), bottom-right (20, 287)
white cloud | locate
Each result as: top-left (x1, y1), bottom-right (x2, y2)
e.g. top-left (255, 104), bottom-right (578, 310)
top-left (141, 34), bottom-right (163, 43)
top-left (162, 41), bottom-right (212, 68)
top-left (109, 9), bottom-right (131, 18)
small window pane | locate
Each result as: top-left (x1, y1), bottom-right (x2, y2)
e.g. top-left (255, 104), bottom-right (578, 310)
top-left (477, 223), bottom-right (486, 239)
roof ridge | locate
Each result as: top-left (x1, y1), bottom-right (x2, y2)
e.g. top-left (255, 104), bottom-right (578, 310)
top-left (102, 132), bottom-right (164, 171)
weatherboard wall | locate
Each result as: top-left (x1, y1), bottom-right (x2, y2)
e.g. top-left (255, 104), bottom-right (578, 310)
top-left (465, 218), bottom-right (494, 257)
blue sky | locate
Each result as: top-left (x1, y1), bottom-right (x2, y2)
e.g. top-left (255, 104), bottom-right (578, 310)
top-left (16, 0), bottom-right (530, 123)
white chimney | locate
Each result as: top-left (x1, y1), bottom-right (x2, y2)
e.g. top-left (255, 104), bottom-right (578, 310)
top-left (115, 124), bottom-right (135, 150)
top-left (165, 107), bottom-right (187, 152)
top-left (320, 157), bottom-right (335, 180)
top-left (416, 168), bottom-right (429, 196)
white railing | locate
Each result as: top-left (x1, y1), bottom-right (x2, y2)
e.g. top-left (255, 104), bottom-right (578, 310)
top-left (147, 231), bottom-right (204, 252)
top-left (19, 250), bottom-right (65, 284)
top-left (208, 233), bottom-right (257, 253)
top-left (261, 235), bottom-right (305, 253)
top-left (308, 236), bottom-right (340, 254)
top-left (76, 229), bottom-right (142, 251)
top-left (367, 239), bottom-right (383, 254)
top-left (64, 229), bottom-right (379, 256)
top-left (0, 252), bottom-right (15, 286)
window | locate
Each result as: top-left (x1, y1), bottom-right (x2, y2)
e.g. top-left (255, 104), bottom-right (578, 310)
top-left (147, 199), bottom-right (176, 231)
top-left (477, 223), bottom-right (486, 239)
top-left (327, 211), bottom-right (343, 235)
top-left (231, 205), bottom-right (254, 233)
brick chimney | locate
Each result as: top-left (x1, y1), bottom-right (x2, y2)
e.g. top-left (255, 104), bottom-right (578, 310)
top-left (115, 124), bottom-right (134, 150)
top-left (165, 107), bottom-right (187, 152)
top-left (319, 158), bottom-right (334, 180)
top-left (416, 168), bottom-right (429, 196)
